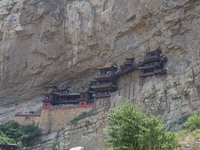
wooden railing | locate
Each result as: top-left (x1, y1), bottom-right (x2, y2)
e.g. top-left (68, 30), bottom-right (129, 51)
top-left (144, 55), bottom-right (159, 60)
top-left (94, 93), bottom-right (111, 98)
top-left (140, 69), bottom-right (167, 77)
top-left (140, 71), bottom-right (154, 77)
top-left (52, 103), bottom-right (94, 109)
top-left (96, 72), bottom-right (114, 78)
top-left (91, 82), bottom-right (112, 88)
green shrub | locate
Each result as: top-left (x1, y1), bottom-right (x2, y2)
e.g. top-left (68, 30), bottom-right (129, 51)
top-left (106, 100), bottom-right (178, 150)
top-left (184, 113), bottom-right (200, 131)
top-left (0, 131), bottom-right (15, 144)
top-left (0, 120), bottom-right (42, 147)
top-left (192, 129), bottom-right (200, 139)
top-left (1, 120), bottom-right (22, 143)
top-left (70, 112), bottom-right (88, 124)
top-left (21, 124), bottom-right (42, 146)
top-left (175, 129), bottom-right (188, 142)
top-left (70, 108), bottom-right (97, 124)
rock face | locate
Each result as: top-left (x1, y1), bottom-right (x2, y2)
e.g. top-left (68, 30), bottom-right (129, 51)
top-left (1, 0), bottom-right (198, 106)
top-left (28, 109), bottom-right (109, 150)
top-left (1, 0), bottom-right (200, 149)
top-left (112, 67), bottom-right (200, 130)
top-left (175, 139), bottom-right (200, 150)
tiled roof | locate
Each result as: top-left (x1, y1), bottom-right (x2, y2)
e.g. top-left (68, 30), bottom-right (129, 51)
top-left (97, 63), bottom-right (116, 69)
top-left (78, 87), bottom-right (89, 93)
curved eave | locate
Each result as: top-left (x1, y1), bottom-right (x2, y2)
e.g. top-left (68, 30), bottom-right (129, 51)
top-left (95, 75), bottom-right (113, 79)
top-left (142, 57), bottom-right (160, 62)
top-left (91, 85), bottom-right (117, 89)
top-left (138, 65), bottom-right (159, 70)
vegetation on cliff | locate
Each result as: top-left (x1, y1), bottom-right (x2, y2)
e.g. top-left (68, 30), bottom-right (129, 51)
top-left (175, 113), bottom-right (200, 145)
top-left (184, 113), bottom-right (200, 132)
top-left (70, 108), bottom-right (98, 124)
top-left (97, 104), bottom-right (200, 150)
top-left (0, 120), bottom-right (42, 147)
top-left (97, 100), bottom-right (178, 150)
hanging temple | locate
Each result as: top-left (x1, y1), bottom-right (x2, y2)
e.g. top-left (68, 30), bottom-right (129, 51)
top-left (41, 48), bottom-right (168, 109)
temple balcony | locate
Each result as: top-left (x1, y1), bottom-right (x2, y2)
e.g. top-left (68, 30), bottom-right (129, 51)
top-left (139, 71), bottom-right (154, 77)
top-left (52, 103), bottom-right (94, 108)
top-left (95, 72), bottom-right (114, 79)
top-left (139, 69), bottom-right (167, 77)
top-left (144, 55), bottom-right (159, 60)
top-left (56, 98), bottom-right (80, 102)
top-left (91, 82), bottom-right (113, 89)
top-left (138, 63), bottom-right (159, 70)
top-left (144, 54), bottom-right (167, 63)
top-left (77, 97), bottom-right (87, 101)
top-left (52, 100), bottom-right (79, 104)
top-left (94, 93), bottom-right (111, 98)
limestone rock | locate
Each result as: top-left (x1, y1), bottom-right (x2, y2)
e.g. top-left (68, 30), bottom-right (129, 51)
top-left (1, 0), bottom-right (200, 149)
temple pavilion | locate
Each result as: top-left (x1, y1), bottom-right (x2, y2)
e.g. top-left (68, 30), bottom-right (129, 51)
top-left (42, 85), bottom-right (94, 109)
top-left (138, 49), bottom-right (167, 77)
top-left (116, 57), bottom-right (136, 76)
top-left (91, 63), bottom-right (118, 98)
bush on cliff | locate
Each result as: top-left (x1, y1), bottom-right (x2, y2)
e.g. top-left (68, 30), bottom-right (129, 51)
top-left (105, 100), bottom-right (178, 150)
top-left (184, 113), bottom-right (200, 131)
top-left (20, 124), bottom-right (42, 146)
top-left (0, 120), bottom-right (22, 143)
top-left (0, 120), bottom-right (42, 147)
top-left (0, 131), bottom-right (15, 144)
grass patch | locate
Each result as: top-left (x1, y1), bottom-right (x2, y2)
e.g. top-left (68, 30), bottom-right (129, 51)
top-left (175, 129), bottom-right (189, 142)
top-left (192, 129), bottom-right (200, 139)
top-left (70, 108), bottom-right (97, 124)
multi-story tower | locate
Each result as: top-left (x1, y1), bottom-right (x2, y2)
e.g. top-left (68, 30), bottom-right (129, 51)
top-left (91, 63), bottom-right (118, 98)
top-left (138, 49), bottom-right (167, 77)
top-left (116, 57), bottom-right (136, 76)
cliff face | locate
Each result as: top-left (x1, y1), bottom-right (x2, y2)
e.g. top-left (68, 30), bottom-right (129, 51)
top-left (0, 0), bottom-right (200, 106)
top-left (29, 109), bottom-right (109, 150)
top-left (1, 0), bottom-right (200, 148)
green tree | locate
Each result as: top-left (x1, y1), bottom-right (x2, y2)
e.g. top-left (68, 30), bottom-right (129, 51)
top-left (21, 124), bottom-right (42, 146)
top-left (2, 120), bottom-right (22, 143)
top-left (184, 113), bottom-right (200, 131)
top-left (0, 120), bottom-right (42, 147)
top-left (0, 131), bottom-right (15, 144)
top-left (106, 100), bottom-right (178, 150)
